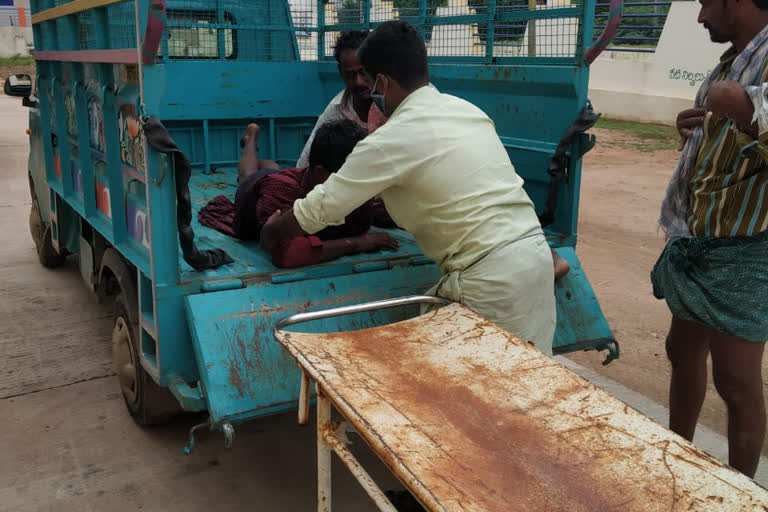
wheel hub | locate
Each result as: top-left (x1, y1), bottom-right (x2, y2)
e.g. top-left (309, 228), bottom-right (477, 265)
top-left (29, 200), bottom-right (43, 249)
top-left (112, 316), bottom-right (138, 405)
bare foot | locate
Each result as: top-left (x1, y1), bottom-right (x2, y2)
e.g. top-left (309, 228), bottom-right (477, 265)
top-left (552, 250), bottom-right (570, 280)
top-left (238, 123), bottom-right (262, 184)
top-left (240, 123), bottom-right (260, 149)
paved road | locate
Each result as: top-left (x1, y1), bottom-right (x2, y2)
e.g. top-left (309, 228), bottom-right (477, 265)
top-left (0, 93), bottom-right (764, 511)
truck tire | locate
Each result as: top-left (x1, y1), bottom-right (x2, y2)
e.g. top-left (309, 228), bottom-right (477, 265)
top-left (112, 292), bottom-right (180, 425)
top-left (29, 197), bottom-right (66, 268)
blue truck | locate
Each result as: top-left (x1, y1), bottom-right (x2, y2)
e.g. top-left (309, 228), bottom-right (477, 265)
top-left (21, 0), bottom-right (620, 434)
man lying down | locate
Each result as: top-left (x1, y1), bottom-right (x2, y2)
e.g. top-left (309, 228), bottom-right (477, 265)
top-left (232, 119), bottom-right (398, 268)
top-left (224, 116), bottom-right (569, 281)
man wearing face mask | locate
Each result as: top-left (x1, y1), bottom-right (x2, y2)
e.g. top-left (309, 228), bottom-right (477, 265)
top-left (296, 31), bottom-right (387, 168)
top-left (261, 20), bottom-right (556, 354)
top-left (653, 0), bottom-right (768, 478)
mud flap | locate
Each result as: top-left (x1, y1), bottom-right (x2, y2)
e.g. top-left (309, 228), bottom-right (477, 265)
top-left (184, 265), bottom-right (441, 427)
top-left (552, 247), bottom-right (619, 364)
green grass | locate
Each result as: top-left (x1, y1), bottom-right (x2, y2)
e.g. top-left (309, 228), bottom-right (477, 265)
top-left (0, 55), bottom-right (35, 67)
top-left (595, 118), bottom-right (679, 152)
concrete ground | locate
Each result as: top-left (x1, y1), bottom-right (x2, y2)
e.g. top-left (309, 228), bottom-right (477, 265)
top-left (0, 92), bottom-right (765, 511)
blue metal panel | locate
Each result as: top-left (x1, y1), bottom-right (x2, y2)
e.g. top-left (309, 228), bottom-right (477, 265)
top-left (37, 73), bottom-right (58, 219)
top-left (184, 265), bottom-right (441, 425)
top-left (72, 69), bottom-right (97, 218)
top-left (142, 61), bottom-right (327, 120)
top-left (53, 73), bottom-right (76, 204)
top-left (552, 247), bottom-right (617, 361)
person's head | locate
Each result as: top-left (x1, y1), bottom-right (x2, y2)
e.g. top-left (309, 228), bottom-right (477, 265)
top-left (304, 119), bottom-right (367, 191)
top-left (698, 0), bottom-right (768, 44)
top-left (358, 21), bottom-right (429, 116)
top-left (334, 31), bottom-right (371, 103)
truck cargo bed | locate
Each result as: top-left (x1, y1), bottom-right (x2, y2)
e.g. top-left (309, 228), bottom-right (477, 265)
top-left (183, 168), bottom-right (432, 283)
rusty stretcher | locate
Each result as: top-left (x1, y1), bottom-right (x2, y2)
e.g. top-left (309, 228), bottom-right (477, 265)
top-left (275, 296), bottom-right (768, 511)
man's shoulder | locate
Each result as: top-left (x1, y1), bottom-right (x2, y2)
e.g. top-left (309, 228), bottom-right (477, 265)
top-left (441, 91), bottom-right (487, 115)
top-left (394, 87), bottom-right (490, 128)
top-left (317, 90), bottom-right (346, 118)
top-left (409, 86), bottom-right (485, 113)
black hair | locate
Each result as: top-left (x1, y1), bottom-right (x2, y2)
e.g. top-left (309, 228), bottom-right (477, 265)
top-left (754, 0), bottom-right (768, 8)
top-left (308, 119), bottom-right (367, 173)
top-left (358, 20), bottom-right (428, 90)
top-left (333, 31), bottom-right (369, 63)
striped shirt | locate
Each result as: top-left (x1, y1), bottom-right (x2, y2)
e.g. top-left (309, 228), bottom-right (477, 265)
top-left (687, 47), bottom-right (768, 237)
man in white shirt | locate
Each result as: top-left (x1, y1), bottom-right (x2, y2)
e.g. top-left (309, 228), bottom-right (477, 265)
top-left (263, 20), bottom-right (556, 353)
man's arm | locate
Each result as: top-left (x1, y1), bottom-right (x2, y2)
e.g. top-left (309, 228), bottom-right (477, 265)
top-left (270, 231), bottom-right (399, 268)
top-left (261, 209), bottom-right (399, 267)
top-left (706, 80), bottom-right (760, 139)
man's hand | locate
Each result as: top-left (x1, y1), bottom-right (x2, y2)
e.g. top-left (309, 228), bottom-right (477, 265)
top-left (351, 232), bottom-right (399, 253)
top-left (706, 81), bottom-right (758, 138)
top-left (676, 107), bottom-right (706, 151)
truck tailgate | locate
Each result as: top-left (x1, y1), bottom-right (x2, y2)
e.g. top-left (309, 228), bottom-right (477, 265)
top-left (184, 265), bottom-right (440, 426)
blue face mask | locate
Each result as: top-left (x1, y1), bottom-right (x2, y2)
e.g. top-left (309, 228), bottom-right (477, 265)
top-left (371, 76), bottom-right (387, 116)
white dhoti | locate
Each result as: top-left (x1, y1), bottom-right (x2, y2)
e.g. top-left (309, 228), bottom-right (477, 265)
top-left (424, 232), bottom-right (556, 355)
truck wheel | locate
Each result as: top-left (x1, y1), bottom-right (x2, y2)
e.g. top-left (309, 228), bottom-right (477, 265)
top-left (29, 197), bottom-right (66, 268)
top-left (112, 293), bottom-right (179, 425)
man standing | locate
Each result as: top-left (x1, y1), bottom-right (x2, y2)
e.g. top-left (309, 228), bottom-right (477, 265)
top-left (296, 31), bottom-right (386, 168)
top-left (653, 0), bottom-right (768, 477)
top-left (262, 21), bottom-right (556, 353)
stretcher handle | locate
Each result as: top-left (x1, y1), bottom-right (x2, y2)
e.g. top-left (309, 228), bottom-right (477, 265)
top-left (275, 295), bottom-right (450, 332)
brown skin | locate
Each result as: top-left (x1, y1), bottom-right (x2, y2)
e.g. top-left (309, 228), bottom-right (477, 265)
top-left (707, 80), bottom-right (759, 137)
top-left (338, 49), bottom-right (372, 122)
top-left (237, 123), bottom-right (279, 184)
top-left (667, 0), bottom-right (768, 478)
top-left (552, 251), bottom-right (570, 280)
top-left (676, 108), bottom-right (707, 150)
top-left (666, 317), bottom-right (766, 477)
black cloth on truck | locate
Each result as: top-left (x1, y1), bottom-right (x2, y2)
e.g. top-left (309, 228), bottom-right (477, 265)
top-left (538, 101), bottom-right (601, 228)
top-left (143, 116), bottom-right (234, 271)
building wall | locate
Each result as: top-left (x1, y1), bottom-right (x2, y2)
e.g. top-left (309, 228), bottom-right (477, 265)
top-left (0, 26), bottom-right (32, 57)
top-left (0, 0), bottom-right (32, 58)
top-left (588, 2), bottom-right (725, 125)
